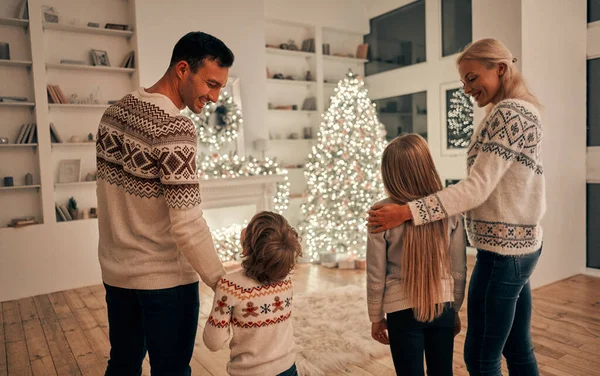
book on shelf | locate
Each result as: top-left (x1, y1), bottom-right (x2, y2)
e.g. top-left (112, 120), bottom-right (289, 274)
top-left (356, 43), bottom-right (369, 59)
top-left (14, 124), bottom-right (37, 144)
top-left (8, 216), bottom-right (38, 228)
top-left (49, 122), bottom-right (63, 143)
top-left (15, 0), bottom-right (29, 20)
top-left (120, 51), bottom-right (135, 68)
top-left (55, 203), bottom-right (72, 222)
top-left (46, 84), bottom-right (68, 104)
top-left (0, 96), bottom-right (28, 102)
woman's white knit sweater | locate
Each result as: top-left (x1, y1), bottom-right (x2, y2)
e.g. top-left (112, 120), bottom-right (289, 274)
top-left (408, 99), bottom-right (545, 255)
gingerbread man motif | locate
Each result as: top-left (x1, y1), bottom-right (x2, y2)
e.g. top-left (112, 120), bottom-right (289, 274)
top-left (272, 296), bottom-right (284, 313)
top-left (242, 302), bottom-right (259, 318)
top-left (215, 295), bottom-right (228, 315)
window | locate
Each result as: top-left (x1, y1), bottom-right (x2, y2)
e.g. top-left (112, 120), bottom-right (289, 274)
top-left (587, 184), bottom-right (600, 268)
top-left (364, 0), bottom-right (426, 76)
top-left (588, 58), bottom-right (600, 146)
top-left (374, 91), bottom-right (427, 142)
top-left (589, 0), bottom-right (600, 23)
top-left (441, 0), bottom-right (472, 57)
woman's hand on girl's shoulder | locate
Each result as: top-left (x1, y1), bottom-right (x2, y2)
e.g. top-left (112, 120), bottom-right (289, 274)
top-left (367, 203), bottom-right (412, 233)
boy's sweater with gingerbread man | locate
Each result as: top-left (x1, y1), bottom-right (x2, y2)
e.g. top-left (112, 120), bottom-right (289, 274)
top-left (203, 269), bottom-right (295, 376)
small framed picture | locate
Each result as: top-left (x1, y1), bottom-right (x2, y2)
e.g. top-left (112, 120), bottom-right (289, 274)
top-left (58, 159), bottom-right (81, 183)
top-left (90, 49), bottom-right (110, 66)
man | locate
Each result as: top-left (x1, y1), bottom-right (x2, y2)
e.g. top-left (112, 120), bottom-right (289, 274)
top-left (95, 31), bottom-right (234, 376)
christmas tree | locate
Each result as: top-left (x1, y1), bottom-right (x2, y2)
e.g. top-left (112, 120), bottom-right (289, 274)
top-left (301, 72), bottom-right (386, 262)
top-left (446, 88), bottom-right (474, 148)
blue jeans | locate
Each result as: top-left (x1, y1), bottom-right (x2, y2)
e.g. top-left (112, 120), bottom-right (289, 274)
top-left (464, 248), bottom-right (541, 376)
top-left (103, 282), bottom-right (200, 376)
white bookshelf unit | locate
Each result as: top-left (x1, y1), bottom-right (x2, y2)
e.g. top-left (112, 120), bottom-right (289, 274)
top-left (0, 0), bottom-right (139, 229)
top-left (263, 18), bottom-right (366, 224)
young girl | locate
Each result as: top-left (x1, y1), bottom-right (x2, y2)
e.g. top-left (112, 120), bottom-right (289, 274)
top-left (367, 134), bottom-right (467, 376)
top-left (368, 38), bottom-right (544, 376)
top-left (203, 211), bottom-right (302, 376)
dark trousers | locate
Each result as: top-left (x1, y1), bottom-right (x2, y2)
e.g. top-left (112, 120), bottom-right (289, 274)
top-left (464, 249), bottom-right (541, 376)
top-left (103, 282), bottom-right (200, 376)
top-left (277, 363), bottom-right (298, 376)
top-left (387, 304), bottom-right (455, 376)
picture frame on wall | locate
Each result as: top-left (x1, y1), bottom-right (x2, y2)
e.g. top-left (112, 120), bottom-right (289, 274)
top-left (90, 49), bottom-right (110, 66)
top-left (58, 159), bottom-right (81, 183)
top-left (440, 81), bottom-right (474, 156)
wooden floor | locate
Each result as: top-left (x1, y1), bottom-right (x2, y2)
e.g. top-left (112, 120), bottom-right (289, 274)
top-left (1, 257), bottom-right (600, 376)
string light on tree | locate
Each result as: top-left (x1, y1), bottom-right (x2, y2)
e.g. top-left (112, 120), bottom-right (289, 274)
top-left (197, 152), bottom-right (291, 215)
top-left (300, 71), bottom-right (386, 262)
top-left (446, 88), bottom-right (474, 148)
top-left (212, 222), bottom-right (247, 262)
top-left (182, 90), bottom-right (242, 150)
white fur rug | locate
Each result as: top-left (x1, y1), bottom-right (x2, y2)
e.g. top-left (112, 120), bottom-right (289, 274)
top-left (293, 285), bottom-right (389, 376)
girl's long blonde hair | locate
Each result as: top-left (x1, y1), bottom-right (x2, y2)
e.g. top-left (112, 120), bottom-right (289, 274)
top-left (457, 38), bottom-right (542, 110)
top-left (381, 134), bottom-right (450, 322)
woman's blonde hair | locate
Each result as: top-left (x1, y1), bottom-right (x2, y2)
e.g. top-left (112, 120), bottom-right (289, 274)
top-left (457, 38), bottom-right (542, 109)
top-left (242, 211), bottom-right (302, 285)
top-left (381, 134), bottom-right (450, 322)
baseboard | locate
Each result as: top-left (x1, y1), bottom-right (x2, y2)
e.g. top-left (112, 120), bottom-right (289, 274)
top-left (581, 267), bottom-right (600, 278)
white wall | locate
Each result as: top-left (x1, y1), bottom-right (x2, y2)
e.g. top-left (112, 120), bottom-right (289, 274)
top-left (264, 0), bottom-right (368, 33)
top-left (588, 21), bottom-right (600, 59)
top-left (471, 0), bottom-right (521, 125)
top-left (135, 0), bottom-right (267, 155)
top-left (520, 0), bottom-right (587, 287)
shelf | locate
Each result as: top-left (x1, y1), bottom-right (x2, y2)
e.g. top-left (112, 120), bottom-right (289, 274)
top-left (0, 185), bottom-right (40, 191)
top-left (52, 142), bottom-right (95, 148)
top-left (270, 139), bottom-right (315, 143)
top-left (47, 63), bottom-right (135, 74)
top-left (55, 181), bottom-right (97, 187)
top-left (266, 48), bottom-right (315, 59)
top-left (43, 22), bottom-right (134, 38)
top-left (268, 109), bottom-right (318, 114)
top-left (323, 55), bottom-right (368, 64)
top-left (267, 79), bottom-right (317, 88)
top-left (0, 60), bottom-right (32, 68)
top-left (289, 193), bottom-right (307, 200)
top-left (0, 17), bottom-right (29, 27)
top-left (0, 102), bottom-right (35, 108)
top-left (56, 217), bottom-right (98, 225)
top-left (0, 143), bottom-right (37, 149)
top-left (49, 103), bottom-right (109, 109)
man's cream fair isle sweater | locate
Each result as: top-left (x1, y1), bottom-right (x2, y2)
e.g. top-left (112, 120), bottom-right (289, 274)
top-left (96, 87), bottom-right (225, 290)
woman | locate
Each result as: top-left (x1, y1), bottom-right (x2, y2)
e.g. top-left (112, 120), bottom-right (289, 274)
top-left (367, 38), bottom-right (545, 376)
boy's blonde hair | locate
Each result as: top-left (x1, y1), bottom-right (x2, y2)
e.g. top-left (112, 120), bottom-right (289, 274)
top-left (457, 38), bottom-right (542, 110)
top-left (242, 211), bottom-right (302, 285)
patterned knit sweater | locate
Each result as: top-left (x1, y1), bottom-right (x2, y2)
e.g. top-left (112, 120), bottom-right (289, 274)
top-left (203, 270), bottom-right (296, 376)
top-left (407, 99), bottom-right (545, 255)
top-left (367, 204), bottom-right (467, 322)
top-left (96, 87), bottom-right (225, 290)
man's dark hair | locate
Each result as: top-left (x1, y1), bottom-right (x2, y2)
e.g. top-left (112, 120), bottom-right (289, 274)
top-left (169, 31), bottom-right (234, 72)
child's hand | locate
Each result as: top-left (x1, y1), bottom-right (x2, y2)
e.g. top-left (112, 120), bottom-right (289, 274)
top-left (371, 319), bottom-right (390, 345)
top-left (454, 313), bottom-right (461, 337)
